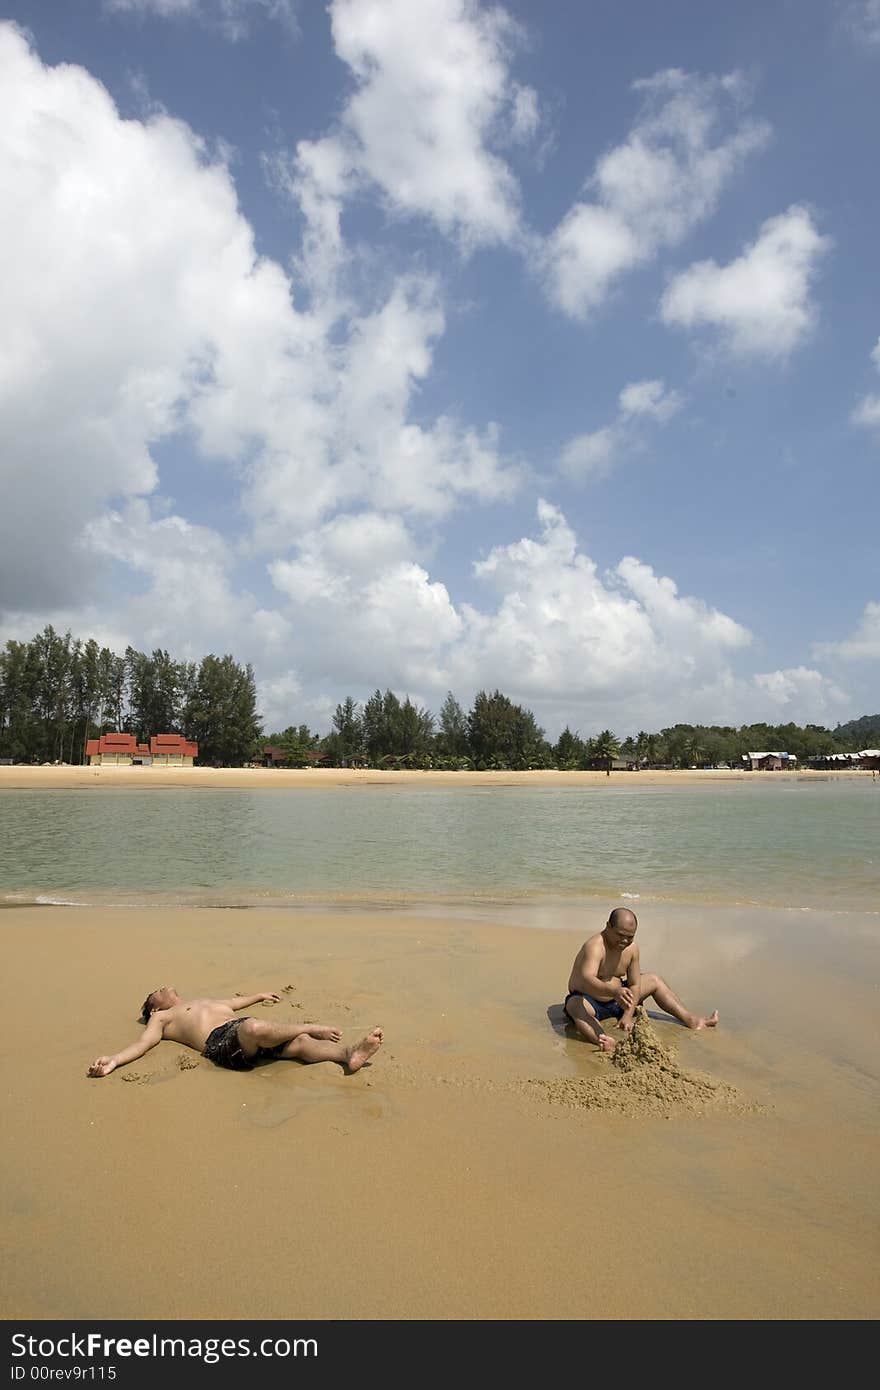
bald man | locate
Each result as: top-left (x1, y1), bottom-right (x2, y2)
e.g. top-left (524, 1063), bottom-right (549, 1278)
top-left (564, 907), bottom-right (718, 1054)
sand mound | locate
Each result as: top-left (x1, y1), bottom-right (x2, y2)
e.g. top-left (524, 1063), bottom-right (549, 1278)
top-left (532, 1009), bottom-right (753, 1118)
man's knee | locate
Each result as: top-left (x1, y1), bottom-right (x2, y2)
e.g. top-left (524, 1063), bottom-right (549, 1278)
top-left (237, 1018), bottom-right (271, 1051)
top-left (640, 972), bottom-right (660, 994)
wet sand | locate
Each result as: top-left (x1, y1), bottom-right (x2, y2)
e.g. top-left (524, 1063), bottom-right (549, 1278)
top-left (0, 763), bottom-right (871, 790)
top-left (2, 901), bottom-right (878, 1320)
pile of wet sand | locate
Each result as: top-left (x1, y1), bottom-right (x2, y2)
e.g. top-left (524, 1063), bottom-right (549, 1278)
top-left (532, 1009), bottom-right (754, 1118)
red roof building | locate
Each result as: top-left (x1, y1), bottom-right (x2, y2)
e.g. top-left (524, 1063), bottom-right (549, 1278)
top-left (150, 733), bottom-right (198, 763)
top-left (85, 733), bottom-right (197, 765)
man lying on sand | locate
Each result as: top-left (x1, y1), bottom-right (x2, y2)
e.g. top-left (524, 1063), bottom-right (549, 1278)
top-left (87, 985), bottom-right (383, 1077)
top-left (564, 907), bottom-right (718, 1054)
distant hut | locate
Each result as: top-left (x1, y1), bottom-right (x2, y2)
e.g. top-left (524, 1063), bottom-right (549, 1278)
top-left (741, 751), bottom-right (798, 771)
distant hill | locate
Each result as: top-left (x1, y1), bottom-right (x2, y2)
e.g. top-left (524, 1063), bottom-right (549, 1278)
top-left (834, 714), bottom-right (880, 743)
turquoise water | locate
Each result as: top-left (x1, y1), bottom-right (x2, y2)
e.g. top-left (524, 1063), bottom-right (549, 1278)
top-left (0, 779), bottom-right (877, 911)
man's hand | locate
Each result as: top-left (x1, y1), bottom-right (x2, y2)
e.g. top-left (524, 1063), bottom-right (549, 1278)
top-left (88, 1056), bottom-right (117, 1078)
top-left (258, 992), bottom-right (282, 1004)
top-left (306, 1026), bottom-right (342, 1041)
top-left (617, 1014), bottom-right (635, 1035)
top-left (615, 982), bottom-right (635, 1011)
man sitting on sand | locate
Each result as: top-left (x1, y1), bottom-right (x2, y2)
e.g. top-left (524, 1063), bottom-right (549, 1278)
top-left (87, 985), bottom-right (383, 1077)
top-left (564, 907), bottom-right (718, 1054)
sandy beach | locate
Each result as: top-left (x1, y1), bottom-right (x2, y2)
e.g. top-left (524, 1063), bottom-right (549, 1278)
top-left (0, 764), bottom-right (869, 790)
top-left (2, 899), bottom-right (878, 1320)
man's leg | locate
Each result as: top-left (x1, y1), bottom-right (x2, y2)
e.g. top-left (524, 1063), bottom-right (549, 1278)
top-left (237, 1018), bottom-right (383, 1071)
top-left (563, 995), bottom-right (616, 1053)
top-left (636, 973), bottom-right (718, 1030)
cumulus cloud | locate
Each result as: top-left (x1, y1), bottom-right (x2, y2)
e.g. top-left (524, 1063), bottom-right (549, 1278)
top-left (541, 69), bottom-right (769, 318)
top-left (285, 0), bottom-right (535, 250)
top-left (559, 379), bottom-right (682, 481)
top-left (257, 499), bottom-right (818, 732)
top-left (86, 502), bottom-right (292, 660)
top-left (813, 602), bottom-right (880, 662)
top-left (0, 23), bottom-right (517, 622)
top-left (269, 513), bottom-right (462, 689)
top-left (446, 500), bottom-right (752, 724)
top-left (660, 205), bottom-right (831, 358)
top-left (751, 666), bottom-right (849, 713)
top-left (104, 0), bottom-right (298, 40)
top-left (852, 337), bottom-right (880, 431)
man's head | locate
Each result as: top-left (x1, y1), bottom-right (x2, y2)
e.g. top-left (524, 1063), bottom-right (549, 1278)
top-left (139, 985), bottom-right (178, 1023)
top-left (604, 907), bottom-right (638, 948)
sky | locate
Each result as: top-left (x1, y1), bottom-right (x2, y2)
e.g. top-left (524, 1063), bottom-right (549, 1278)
top-left (1, 0), bottom-right (878, 739)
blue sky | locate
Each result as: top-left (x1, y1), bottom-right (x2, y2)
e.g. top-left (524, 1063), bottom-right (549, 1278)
top-left (1, 0), bottom-right (878, 737)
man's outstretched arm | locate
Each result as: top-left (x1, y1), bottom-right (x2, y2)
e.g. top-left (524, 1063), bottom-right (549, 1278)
top-left (223, 991), bottom-right (282, 1010)
top-left (87, 1014), bottom-right (165, 1077)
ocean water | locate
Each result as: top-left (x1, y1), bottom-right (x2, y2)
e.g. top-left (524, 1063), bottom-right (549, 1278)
top-left (0, 778), bottom-right (877, 912)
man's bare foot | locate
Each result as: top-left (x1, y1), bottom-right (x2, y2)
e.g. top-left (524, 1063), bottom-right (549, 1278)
top-left (693, 1010), bottom-right (719, 1031)
top-left (597, 1034), bottom-right (616, 1054)
top-left (346, 1027), bottom-right (383, 1072)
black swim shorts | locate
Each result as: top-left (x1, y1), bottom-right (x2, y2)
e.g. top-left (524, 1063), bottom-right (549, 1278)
top-left (203, 1018), bottom-right (254, 1070)
top-left (202, 1017), bottom-right (287, 1071)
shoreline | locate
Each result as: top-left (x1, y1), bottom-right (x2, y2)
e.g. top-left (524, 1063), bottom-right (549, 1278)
top-left (3, 901), bottom-right (878, 1320)
top-left (0, 764), bottom-right (871, 790)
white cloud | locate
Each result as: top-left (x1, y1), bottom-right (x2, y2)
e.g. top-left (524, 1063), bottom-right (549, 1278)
top-left (541, 69), bottom-right (769, 318)
top-left (448, 500), bottom-right (752, 724)
top-left (846, 1), bottom-right (880, 45)
top-left (618, 379), bottom-right (683, 422)
top-left (751, 666), bottom-right (849, 713)
top-left (86, 501), bottom-right (292, 661)
top-left (660, 205), bottom-right (831, 358)
top-left (105, 0), bottom-right (298, 40)
top-left (559, 379), bottom-right (682, 482)
top-left (813, 602), bottom-right (880, 662)
top-left (0, 23), bottom-right (518, 623)
top-left (853, 396), bottom-right (880, 428)
top-left (269, 513), bottom-right (462, 690)
top-left (286, 0), bottom-right (533, 250)
top-left (852, 337), bottom-right (880, 431)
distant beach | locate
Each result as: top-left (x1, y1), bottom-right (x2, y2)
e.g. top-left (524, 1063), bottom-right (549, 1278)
top-left (0, 763), bottom-right (871, 790)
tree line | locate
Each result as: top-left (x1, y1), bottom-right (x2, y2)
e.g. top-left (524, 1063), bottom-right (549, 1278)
top-left (0, 627), bottom-right (260, 766)
top-left (1, 626), bottom-right (876, 769)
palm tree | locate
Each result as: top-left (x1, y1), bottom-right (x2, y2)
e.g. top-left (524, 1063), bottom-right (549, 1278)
top-left (685, 735), bottom-right (705, 768)
top-left (593, 729), bottom-right (620, 776)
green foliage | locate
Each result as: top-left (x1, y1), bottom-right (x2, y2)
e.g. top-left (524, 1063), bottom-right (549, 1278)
top-left (834, 714), bottom-right (880, 744)
top-left (183, 655), bottom-right (262, 766)
top-left (589, 729), bottom-right (621, 772)
top-left (468, 689), bottom-right (552, 770)
top-left (264, 724), bottom-right (319, 767)
top-left (437, 691), bottom-right (469, 761)
top-left (2, 625), bottom-right (877, 771)
top-left (553, 726), bottom-right (586, 769)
